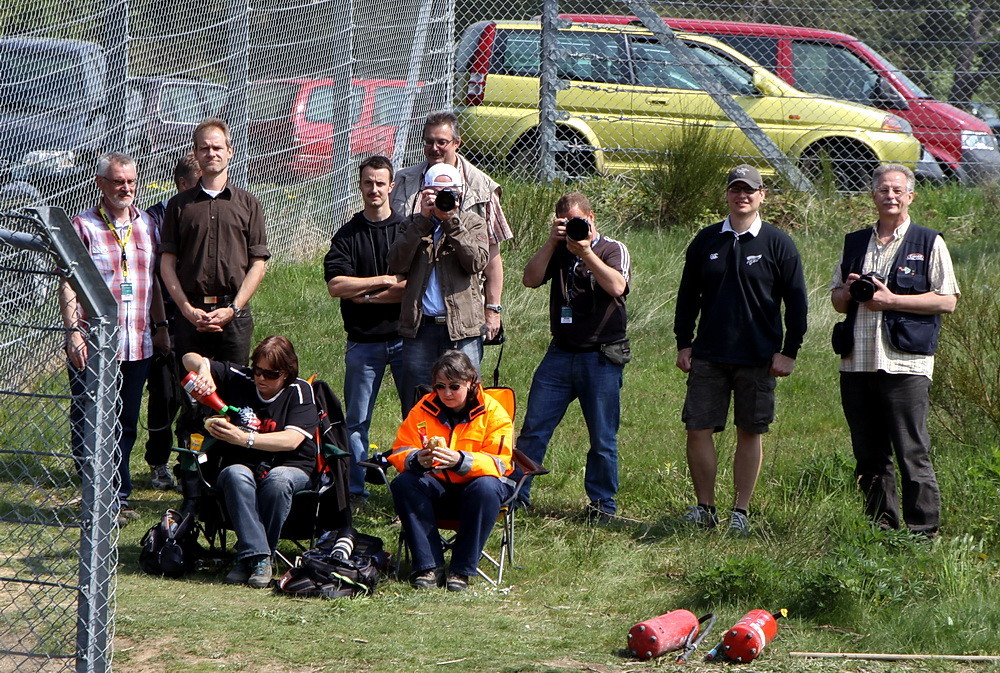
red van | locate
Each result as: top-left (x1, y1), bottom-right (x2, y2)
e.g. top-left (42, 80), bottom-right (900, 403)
top-left (564, 14), bottom-right (1000, 184)
top-left (245, 78), bottom-right (423, 182)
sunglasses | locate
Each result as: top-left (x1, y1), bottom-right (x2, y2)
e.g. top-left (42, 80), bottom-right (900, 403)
top-left (433, 382), bottom-right (466, 392)
top-left (728, 185), bottom-right (760, 194)
top-left (252, 366), bottom-right (283, 380)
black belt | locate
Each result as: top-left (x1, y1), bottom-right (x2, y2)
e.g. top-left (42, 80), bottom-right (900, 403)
top-left (422, 315), bottom-right (448, 325)
top-left (191, 294), bottom-right (235, 308)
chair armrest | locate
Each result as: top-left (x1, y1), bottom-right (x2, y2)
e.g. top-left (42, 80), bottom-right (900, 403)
top-left (512, 448), bottom-right (549, 477)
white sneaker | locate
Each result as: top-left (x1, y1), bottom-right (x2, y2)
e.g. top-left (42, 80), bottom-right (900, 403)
top-left (728, 510), bottom-right (751, 537)
top-left (149, 464), bottom-right (175, 491)
top-left (683, 505), bottom-right (718, 528)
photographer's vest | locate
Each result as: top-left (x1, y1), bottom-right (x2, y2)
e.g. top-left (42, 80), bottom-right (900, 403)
top-left (839, 223), bottom-right (942, 356)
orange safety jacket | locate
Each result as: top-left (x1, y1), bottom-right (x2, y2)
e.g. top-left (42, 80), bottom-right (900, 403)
top-left (389, 386), bottom-right (514, 484)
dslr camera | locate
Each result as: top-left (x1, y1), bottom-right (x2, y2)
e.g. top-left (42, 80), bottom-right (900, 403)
top-left (433, 188), bottom-right (459, 212)
top-left (564, 217), bottom-right (591, 242)
top-left (850, 272), bottom-right (886, 303)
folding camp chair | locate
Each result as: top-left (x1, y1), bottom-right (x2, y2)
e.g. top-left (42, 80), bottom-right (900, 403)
top-left (174, 377), bottom-right (352, 568)
top-left (361, 346), bottom-right (549, 585)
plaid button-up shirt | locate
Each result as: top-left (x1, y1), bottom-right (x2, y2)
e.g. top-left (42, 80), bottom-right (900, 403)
top-left (71, 202), bottom-right (158, 361)
top-left (829, 219), bottom-right (960, 379)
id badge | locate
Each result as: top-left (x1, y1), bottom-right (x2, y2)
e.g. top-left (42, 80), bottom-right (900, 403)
top-left (120, 282), bottom-right (134, 302)
top-left (560, 305), bottom-right (573, 324)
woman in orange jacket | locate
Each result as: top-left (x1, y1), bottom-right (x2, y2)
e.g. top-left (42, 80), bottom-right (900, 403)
top-left (388, 350), bottom-right (513, 591)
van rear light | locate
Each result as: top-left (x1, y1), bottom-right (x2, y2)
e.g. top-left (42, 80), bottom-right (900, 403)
top-left (465, 23), bottom-right (495, 106)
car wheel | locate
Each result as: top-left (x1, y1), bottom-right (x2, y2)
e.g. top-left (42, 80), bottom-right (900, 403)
top-left (800, 139), bottom-right (878, 192)
top-left (507, 128), bottom-right (596, 180)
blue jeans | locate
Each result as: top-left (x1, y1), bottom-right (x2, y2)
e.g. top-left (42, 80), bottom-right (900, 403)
top-left (390, 470), bottom-right (513, 577)
top-left (344, 339), bottom-right (405, 497)
top-left (69, 357), bottom-right (152, 505)
top-left (401, 323), bottom-right (482, 412)
top-left (517, 345), bottom-right (624, 514)
top-left (216, 464), bottom-right (312, 559)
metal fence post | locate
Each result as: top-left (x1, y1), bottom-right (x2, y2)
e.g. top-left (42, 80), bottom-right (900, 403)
top-left (327, 0), bottom-right (355, 230)
top-left (539, 0), bottom-right (562, 182)
top-left (226, 0), bottom-right (250, 188)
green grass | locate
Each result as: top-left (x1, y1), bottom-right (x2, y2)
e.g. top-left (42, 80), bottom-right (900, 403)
top-left (68, 178), bottom-right (1000, 671)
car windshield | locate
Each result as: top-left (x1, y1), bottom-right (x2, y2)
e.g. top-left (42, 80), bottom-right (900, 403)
top-left (372, 85), bottom-right (420, 126)
top-left (0, 45), bottom-right (84, 112)
top-left (859, 40), bottom-right (931, 99)
top-left (248, 82), bottom-right (299, 121)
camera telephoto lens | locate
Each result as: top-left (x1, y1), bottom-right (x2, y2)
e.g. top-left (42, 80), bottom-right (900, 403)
top-left (564, 217), bottom-right (590, 241)
top-left (434, 189), bottom-right (457, 212)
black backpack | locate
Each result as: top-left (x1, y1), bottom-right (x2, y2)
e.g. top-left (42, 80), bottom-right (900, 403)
top-left (138, 509), bottom-right (203, 578)
top-left (277, 528), bottom-right (388, 599)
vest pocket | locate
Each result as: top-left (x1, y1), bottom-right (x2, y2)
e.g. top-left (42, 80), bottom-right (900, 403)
top-left (886, 313), bottom-right (938, 355)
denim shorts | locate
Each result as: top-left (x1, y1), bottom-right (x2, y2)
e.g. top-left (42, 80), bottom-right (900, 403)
top-left (682, 358), bottom-right (776, 434)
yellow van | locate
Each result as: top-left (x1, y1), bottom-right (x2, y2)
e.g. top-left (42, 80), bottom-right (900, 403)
top-left (455, 20), bottom-right (921, 190)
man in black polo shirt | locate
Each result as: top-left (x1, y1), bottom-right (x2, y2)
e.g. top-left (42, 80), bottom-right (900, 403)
top-left (674, 165), bottom-right (808, 536)
top-left (516, 192), bottom-right (631, 523)
top-left (324, 155), bottom-right (406, 510)
top-left (160, 117), bottom-right (269, 366)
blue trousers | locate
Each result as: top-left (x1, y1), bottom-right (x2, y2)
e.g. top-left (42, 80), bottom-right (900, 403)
top-left (69, 357), bottom-right (151, 505)
top-left (400, 323), bottom-right (482, 413)
top-left (390, 470), bottom-right (512, 577)
top-left (216, 464), bottom-right (312, 560)
top-left (344, 339), bottom-right (406, 497)
top-left (517, 345), bottom-right (623, 514)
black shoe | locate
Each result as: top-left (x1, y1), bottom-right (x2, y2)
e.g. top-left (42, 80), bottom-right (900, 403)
top-left (446, 573), bottom-right (469, 592)
top-left (410, 567), bottom-right (444, 590)
top-left (586, 504), bottom-right (615, 525)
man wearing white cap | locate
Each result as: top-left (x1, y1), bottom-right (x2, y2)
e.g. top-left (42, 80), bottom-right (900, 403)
top-left (388, 163), bottom-right (490, 412)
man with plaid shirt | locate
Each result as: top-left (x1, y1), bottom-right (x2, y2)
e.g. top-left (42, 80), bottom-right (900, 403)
top-left (60, 151), bottom-right (166, 525)
top-left (830, 163), bottom-right (959, 537)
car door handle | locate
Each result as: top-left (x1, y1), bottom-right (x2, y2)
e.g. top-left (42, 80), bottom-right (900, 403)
top-left (646, 98), bottom-right (673, 105)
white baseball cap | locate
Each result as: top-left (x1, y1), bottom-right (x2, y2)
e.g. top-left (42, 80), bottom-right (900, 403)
top-left (423, 163), bottom-right (462, 188)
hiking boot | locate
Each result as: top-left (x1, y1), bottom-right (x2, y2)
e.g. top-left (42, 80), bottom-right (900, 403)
top-left (683, 504), bottom-right (718, 528)
top-left (224, 559), bottom-right (251, 585)
top-left (149, 464), bottom-right (176, 491)
top-left (410, 567), bottom-right (444, 590)
top-left (586, 504), bottom-right (615, 525)
top-left (247, 556), bottom-right (273, 589)
top-left (728, 510), bottom-right (751, 537)
top-left (446, 573), bottom-right (469, 592)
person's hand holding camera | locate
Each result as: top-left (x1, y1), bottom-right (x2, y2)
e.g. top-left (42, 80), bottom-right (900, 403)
top-left (841, 272), bottom-right (893, 311)
top-left (563, 216), bottom-right (595, 258)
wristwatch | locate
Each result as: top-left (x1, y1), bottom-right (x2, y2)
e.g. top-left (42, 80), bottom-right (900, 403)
top-left (246, 431), bottom-right (256, 448)
top-left (153, 320), bottom-right (169, 330)
top-left (485, 304), bottom-right (503, 314)
top-left (226, 302), bottom-right (240, 314)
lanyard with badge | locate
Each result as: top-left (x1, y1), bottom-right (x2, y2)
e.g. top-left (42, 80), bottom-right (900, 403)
top-left (98, 205), bottom-right (134, 302)
top-left (559, 253), bottom-right (596, 323)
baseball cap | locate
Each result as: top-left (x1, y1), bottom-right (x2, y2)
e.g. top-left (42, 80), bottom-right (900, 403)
top-left (424, 163), bottom-right (462, 188)
top-left (726, 164), bottom-right (764, 190)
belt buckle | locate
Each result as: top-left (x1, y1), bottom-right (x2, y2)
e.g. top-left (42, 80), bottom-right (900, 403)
top-left (434, 316), bottom-right (447, 325)
top-left (202, 295), bottom-right (219, 305)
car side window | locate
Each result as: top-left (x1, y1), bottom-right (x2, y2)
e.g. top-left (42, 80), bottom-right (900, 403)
top-left (629, 39), bottom-right (699, 89)
top-left (709, 35), bottom-right (778, 70)
top-left (791, 41), bottom-right (879, 103)
top-left (305, 86), bottom-right (338, 124)
top-left (689, 45), bottom-right (756, 96)
top-left (161, 84), bottom-right (203, 123)
top-left (495, 29), bottom-right (625, 83)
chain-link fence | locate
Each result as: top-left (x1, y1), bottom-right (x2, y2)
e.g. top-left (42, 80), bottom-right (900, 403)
top-left (1, 1), bottom-right (997, 266)
top-left (0, 208), bottom-right (120, 673)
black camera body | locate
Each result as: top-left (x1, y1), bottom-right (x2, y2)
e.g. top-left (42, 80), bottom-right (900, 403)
top-left (850, 272), bottom-right (886, 303)
top-left (434, 188), bottom-right (458, 212)
top-left (564, 217), bottom-right (590, 241)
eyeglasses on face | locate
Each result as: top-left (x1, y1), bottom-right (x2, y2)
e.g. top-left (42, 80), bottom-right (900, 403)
top-left (423, 138), bottom-right (456, 148)
top-left (433, 382), bottom-right (466, 392)
top-left (99, 176), bottom-right (137, 188)
top-left (252, 366), bottom-right (283, 380)
top-left (728, 185), bottom-right (760, 195)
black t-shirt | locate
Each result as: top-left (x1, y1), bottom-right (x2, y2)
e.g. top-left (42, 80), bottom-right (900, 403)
top-left (322, 211), bottom-right (404, 342)
top-left (544, 236), bottom-right (631, 350)
top-left (208, 361), bottom-right (318, 476)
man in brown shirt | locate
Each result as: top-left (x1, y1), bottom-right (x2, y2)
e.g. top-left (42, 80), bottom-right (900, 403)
top-left (160, 118), bottom-right (269, 366)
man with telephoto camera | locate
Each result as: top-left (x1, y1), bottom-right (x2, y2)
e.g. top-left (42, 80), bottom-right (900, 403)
top-left (674, 165), bottom-right (807, 537)
top-left (830, 163), bottom-right (959, 537)
top-left (388, 163), bottom-right (490, 413)
top-left (516, 192), bottom-right (632, 524)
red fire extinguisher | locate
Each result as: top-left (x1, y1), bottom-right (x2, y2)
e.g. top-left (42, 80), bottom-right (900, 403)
top-left (706, 608), bottom-right (787, 663)
top-left (627, 610), bottom-right (715, 662)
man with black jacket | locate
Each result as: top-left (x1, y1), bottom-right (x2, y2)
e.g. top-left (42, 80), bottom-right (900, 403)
top-left (830, 163), bottom-right (958, 537)
top-left (324, 155), bottom-right (406, 509)
top-left (674, 165), bottom-right (808, 536)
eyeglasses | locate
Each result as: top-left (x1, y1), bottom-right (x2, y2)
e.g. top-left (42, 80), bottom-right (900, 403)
top-left (423, 138), bottom-right (456, 148)
top-left (433, 382), bottom-right (466, 392)
top-left (728, 185), bottom-right (760, 194)
top-left (99, 176), bottom-right (137, 188)
top-left (252, 366), bottom-right (283, 380)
